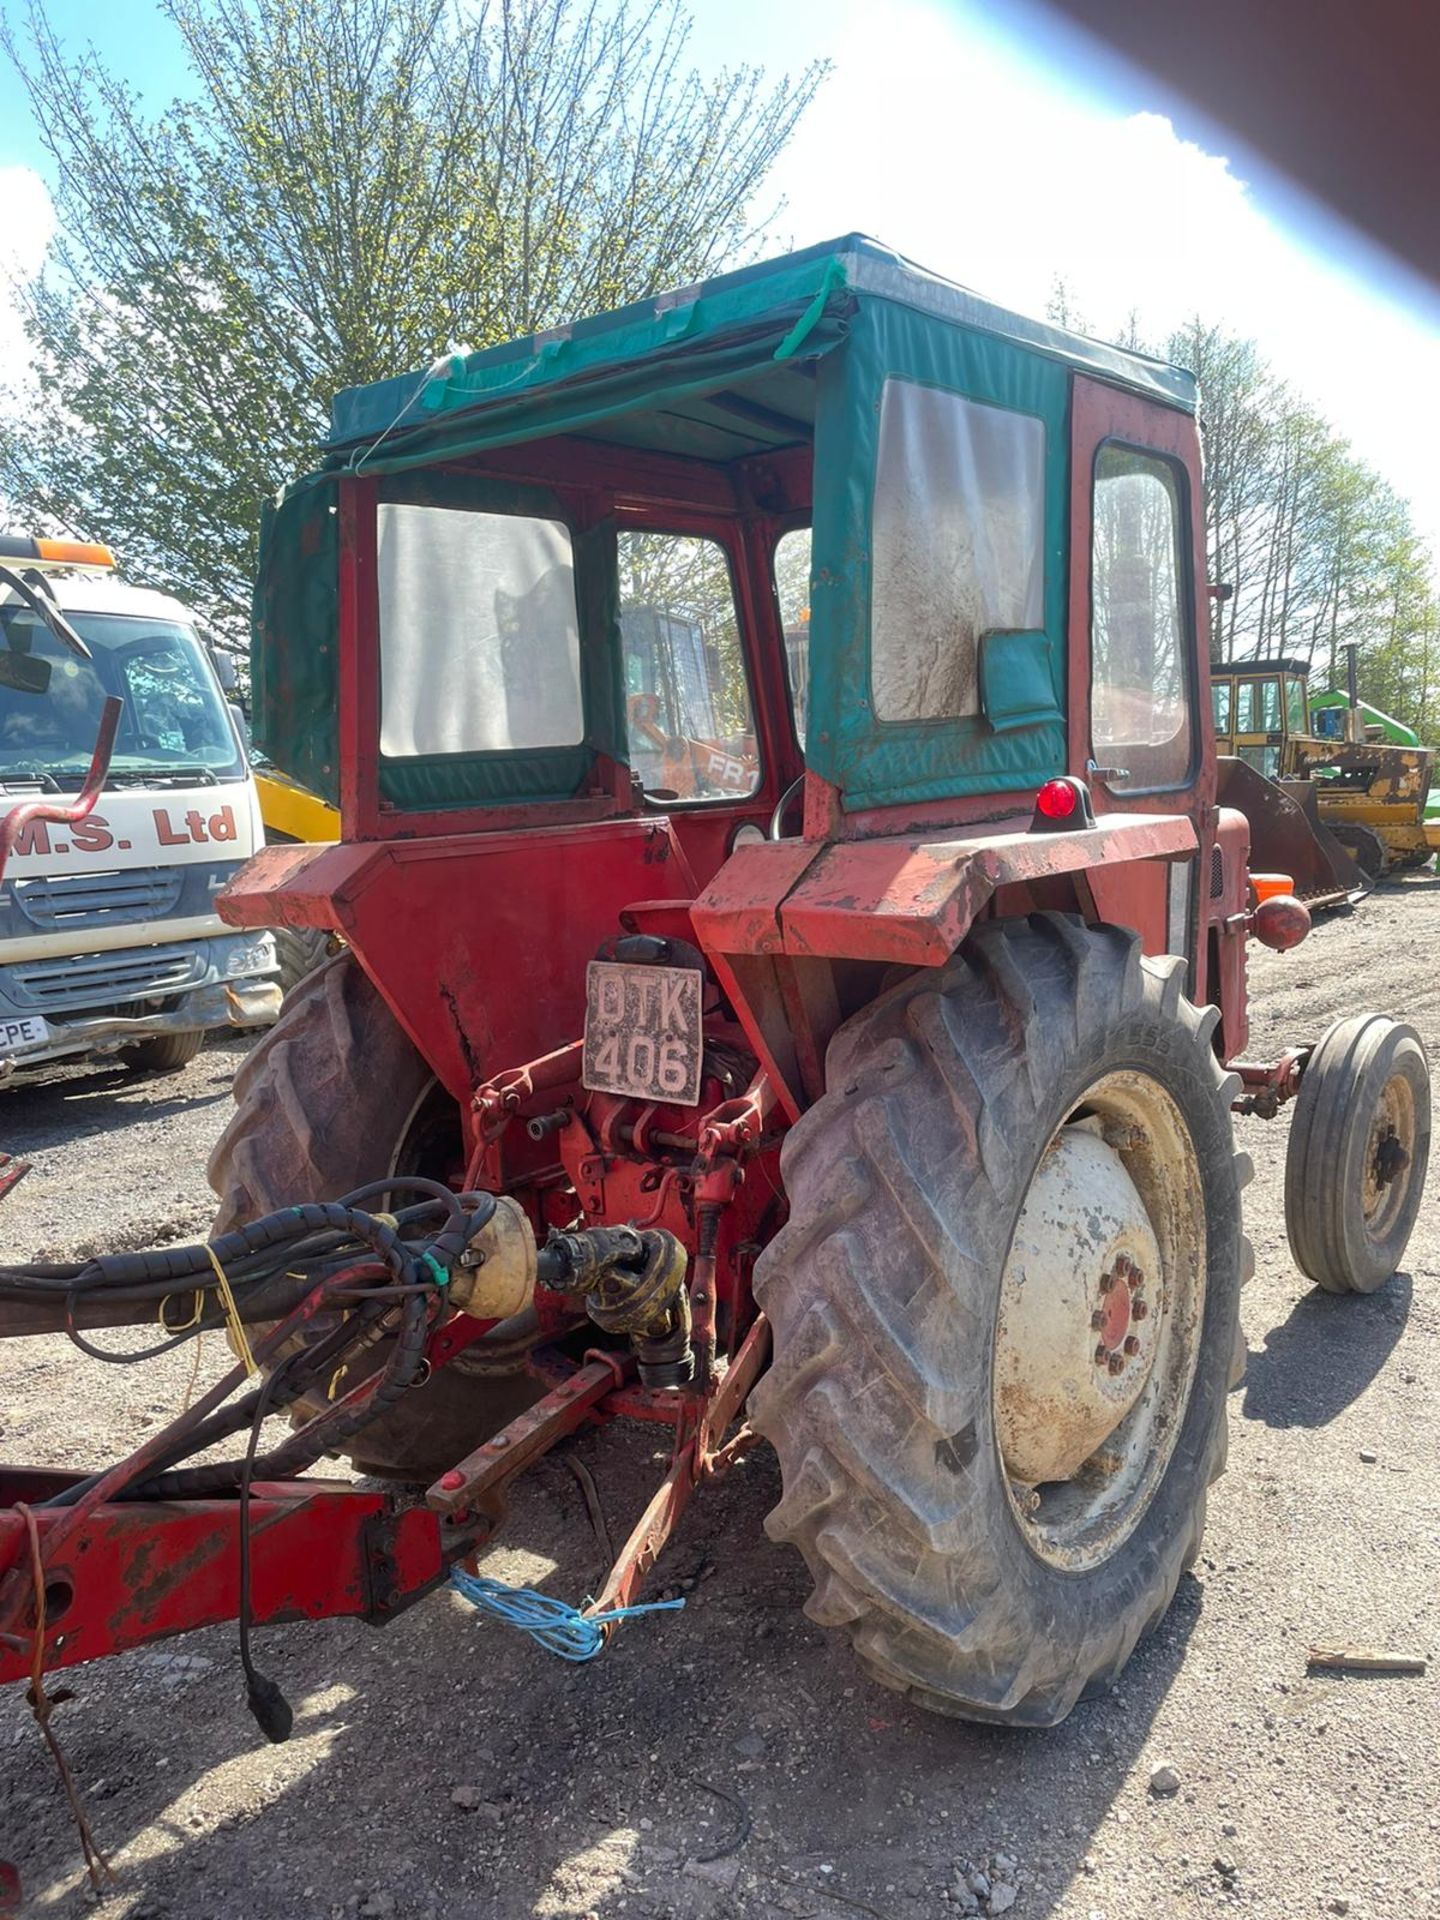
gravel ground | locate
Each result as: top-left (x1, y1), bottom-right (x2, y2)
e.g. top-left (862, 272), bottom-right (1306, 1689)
top-left (2, 878), bottom-right (1437, 1920)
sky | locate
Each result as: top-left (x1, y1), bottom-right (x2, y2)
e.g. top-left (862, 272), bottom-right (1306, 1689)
top-left (1, 0), bottom-right (1437, 559)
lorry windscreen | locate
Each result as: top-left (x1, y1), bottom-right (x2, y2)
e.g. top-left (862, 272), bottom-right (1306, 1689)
top-left (0, 609), bottom-right (245, 781)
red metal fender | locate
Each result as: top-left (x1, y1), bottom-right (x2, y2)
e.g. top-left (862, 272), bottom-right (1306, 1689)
top-left (692, 812), bottom-right (1198, 967)
top-left (216, 821), bottom-right (697, 1104)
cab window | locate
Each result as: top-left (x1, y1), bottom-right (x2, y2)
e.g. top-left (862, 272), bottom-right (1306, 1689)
top-left (1212, 682), bottom-right (1232, 736)
top-left (377, 503), bottom-right (583, 757)
top-left (1235, 678), bottom-right (1282, 734)
top-left (1090, 444), bottom-right (1194, 788)
top-left (871, 381), bottom-right (1045, 722)
top-left (1285, 677), bottom-right (1307, 735)
top-left (618, 530), bottom-right (757, 802)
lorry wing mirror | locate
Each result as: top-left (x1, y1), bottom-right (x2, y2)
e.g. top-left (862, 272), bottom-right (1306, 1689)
top-left (0, 649), bottom-right (51, 696)
top-left (210, 647), bottom-right (239, 693)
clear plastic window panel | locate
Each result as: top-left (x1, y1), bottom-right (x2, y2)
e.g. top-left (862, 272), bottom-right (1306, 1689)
top-left (618, 531), bottom-right (758, 800)
top-left (377, 504), bottom-right (584, 757)
top-left (1091, 447), bottom-right (1193, 788)
top-left (871, 381), bottom-right (1046, 722)
top-left (774, 527), bottom-right (812, 744)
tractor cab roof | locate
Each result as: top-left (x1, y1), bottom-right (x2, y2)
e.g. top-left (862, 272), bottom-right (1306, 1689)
top-left (259, 236), bottom-right (1206, 821)
top-left (321, 234), bottom-right (1197, 470)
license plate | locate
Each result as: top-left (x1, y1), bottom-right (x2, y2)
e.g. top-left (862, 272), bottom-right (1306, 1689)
top-left (583, 960), bottom-right (703, 1106)
top-left (0, 1014), bottom-right (51, 1057)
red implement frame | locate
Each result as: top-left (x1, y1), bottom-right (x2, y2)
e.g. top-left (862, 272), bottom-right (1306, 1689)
top-left (0, 1314), bottom-right (772, 1685)
top-left (0, 1472), bottom-right (452, 1684)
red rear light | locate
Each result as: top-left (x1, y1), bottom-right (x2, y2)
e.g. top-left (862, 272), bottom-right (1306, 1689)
top-left (1036, 778), bottom-right (1078, 820)
top-left (1030, 776), bottom-right (1095, 833)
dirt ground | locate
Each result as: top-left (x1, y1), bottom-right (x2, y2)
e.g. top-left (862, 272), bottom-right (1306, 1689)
top-left (2, 878), bottom-right (1438, 1920)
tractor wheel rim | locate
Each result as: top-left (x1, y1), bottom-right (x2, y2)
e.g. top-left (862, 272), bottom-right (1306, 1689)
top-left (994, 1068), bottom-right (1208, 1573)
top-left (1362, 1071), bottom-right (1416, 1240)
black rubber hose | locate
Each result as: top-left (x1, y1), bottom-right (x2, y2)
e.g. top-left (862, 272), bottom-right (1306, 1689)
top-left (0, 1186), bottom-right (475, 1298)
top-left (46, 1301), bottom-right (393, 1506)
top-left (32, 1185), bottom-right (496, 1506)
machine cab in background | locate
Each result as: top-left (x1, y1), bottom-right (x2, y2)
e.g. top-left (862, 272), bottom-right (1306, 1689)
top-left (1211, 657), bottom-right (1312, 776)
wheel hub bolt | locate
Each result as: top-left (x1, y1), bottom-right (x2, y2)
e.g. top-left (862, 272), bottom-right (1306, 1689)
top-left (1094, 1342), bottom-right (1110, 1367)
top-left (1107, 1352), bottom-right (1125, 1376)
top-left (1090, 1308), bottom-right (1106, 1330)
top-left (1132, 1299), bottom-right (1149, 1322)
top-left (1123, 1335), bottom-right (1140, 1357)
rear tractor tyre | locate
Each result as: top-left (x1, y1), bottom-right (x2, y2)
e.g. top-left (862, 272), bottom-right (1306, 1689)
top-left (120, 1029), bottom-right (205, 1074)
top-left (1284, 1014), bottom-right (1430, 1294)
top-left (208, 950), bottom-right (540, 1479)
top-left (750, 914), bottom-right (1252, 1727)
top-left (272, 925), bottom-right (337, 999)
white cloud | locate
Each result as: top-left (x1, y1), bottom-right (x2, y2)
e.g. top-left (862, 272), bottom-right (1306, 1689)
top-left (0, 163), bottom-right (54, 396)
top-left (767, 0), bottom-right (1440, 558)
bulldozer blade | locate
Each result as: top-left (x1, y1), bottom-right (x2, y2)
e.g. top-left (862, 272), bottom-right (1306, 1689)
top-left (1216, 758), bottom-right (1365, 909)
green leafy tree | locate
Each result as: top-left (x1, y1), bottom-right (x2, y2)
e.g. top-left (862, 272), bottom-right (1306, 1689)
top-left (1, 0), bottom-right (825, 626)
top-left (1156, 315), bottom-right (1438, 732)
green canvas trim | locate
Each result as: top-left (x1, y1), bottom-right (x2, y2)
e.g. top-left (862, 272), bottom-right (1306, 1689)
top-left (340, 319), bottom-right (845, 479)
top-left (330, 248), bottom-right (855, 458)
top-left (251, 475), bottom-right (341, 807)
top-left (379, 745), bottom-right (595, 809)
top-left (978, 630), bottom-right (1064, 733)
top-left (773, 256), bottom-right (850, 362)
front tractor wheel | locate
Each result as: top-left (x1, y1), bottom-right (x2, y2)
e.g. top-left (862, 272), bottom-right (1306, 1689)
top-left (750, 914), bottom-right (1251, 1726)
top-left (208, 951), bottom-right (540, 1479)
top-left (1284, 1014), bottom-right (1430, 1294)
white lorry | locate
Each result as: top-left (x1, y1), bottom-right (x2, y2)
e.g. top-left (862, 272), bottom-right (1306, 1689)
top-left (0, 537), bottom-right (282, 1077)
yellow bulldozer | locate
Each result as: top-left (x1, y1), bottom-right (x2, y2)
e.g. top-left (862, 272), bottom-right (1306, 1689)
top-left (1212, 654), bottom-right (1440, 887)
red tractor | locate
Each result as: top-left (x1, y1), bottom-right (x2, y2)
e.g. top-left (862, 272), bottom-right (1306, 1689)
top-left (1, 238), bottom-right (1430, 1747)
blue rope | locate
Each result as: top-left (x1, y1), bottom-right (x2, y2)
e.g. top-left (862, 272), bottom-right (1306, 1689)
top-left (449, 1568), bottom-right (685, 1663)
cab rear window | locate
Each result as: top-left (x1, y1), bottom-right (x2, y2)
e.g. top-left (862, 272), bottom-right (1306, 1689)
top-left (376, 504), bottom-right (584, 758)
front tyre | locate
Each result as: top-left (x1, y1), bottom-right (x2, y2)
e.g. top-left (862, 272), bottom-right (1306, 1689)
top-left (749, 914), bottom-right (1251, 1726)
top-left (1284, 1014), bottom-right (1430, 1293)
top-left (120, 1029), bottom-right (204, 1074)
